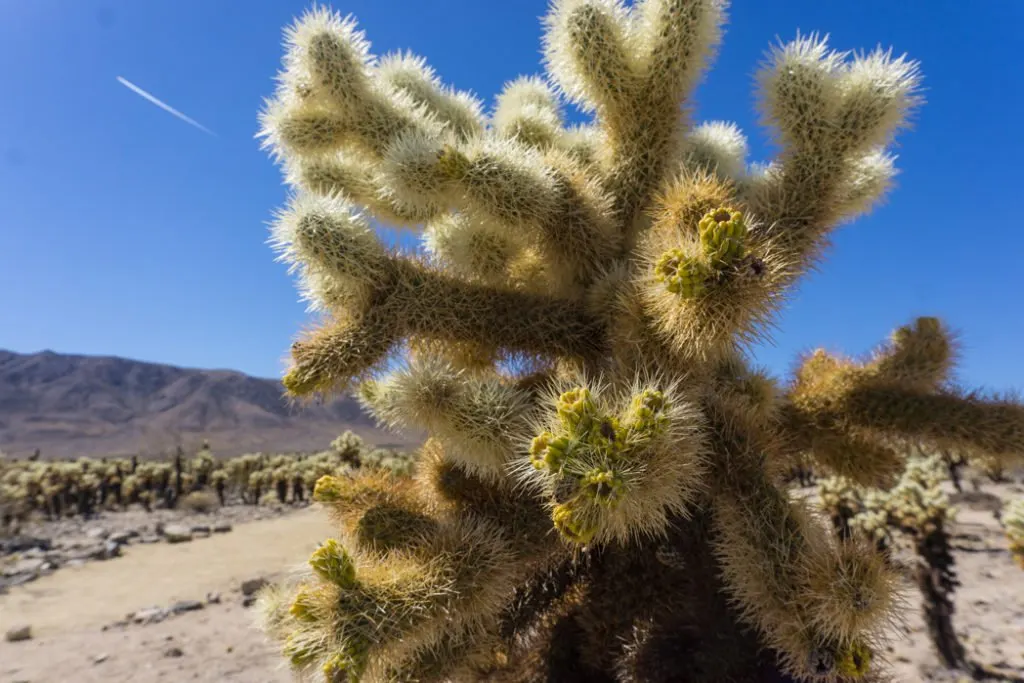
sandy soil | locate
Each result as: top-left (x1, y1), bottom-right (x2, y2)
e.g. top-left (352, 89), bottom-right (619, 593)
top-left (2, 486), bottom-right (1024, 683)
top-left (0, 508), bottom-right (334, 683)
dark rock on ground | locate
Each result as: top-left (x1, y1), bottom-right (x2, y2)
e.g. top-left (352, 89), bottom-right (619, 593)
top-left (171, 600), bottom-right (204, 614)
top-left (5, 625), bottom-right (32, 642)
top-left (240, 577), bottom-right (269, 597)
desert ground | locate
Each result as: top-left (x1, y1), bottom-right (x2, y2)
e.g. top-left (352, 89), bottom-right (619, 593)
top-left (2, 483), bottom-right (1023, 683)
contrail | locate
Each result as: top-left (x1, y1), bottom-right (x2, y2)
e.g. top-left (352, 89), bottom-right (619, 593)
top-left (116, 76), bottom-right (216, 136)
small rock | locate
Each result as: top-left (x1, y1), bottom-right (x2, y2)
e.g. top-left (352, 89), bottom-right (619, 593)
top-left (137, 535), bottom-right (161, 544)
top-left (1, 536), bottom-right (52, 553)
top-left (5, 625), bottom-right (32, 642)
top-left (103, 541), bottom-right (122, 559)
top-left (66, 559), bottom-right (86, 568)
top-left (172, 600), bottom-right (204, 614)
top-left (206, 592), bottom-right (222, 605)
top-left (86, 528), bottom-right (110, 540)
top-left (6, 573), bottom-right (38, 587)
top-left (190, 524), bottom-right (211, 535)
top-left (164, 646), bottom-right (184, 658)
top-left (241, 595), bottom-right (257, 608)
top-left (3, 558), bottom-right (46, 577)
top-left (162, 525), bottom-right (192, 544)
top-left (240, 577), bottom-right (269, 597)
top-left (93, 653), bottom-right (109, 665)
top-left (108, 531), bottom-right (132, 545)
top-left (212, 523), bottom-right (232, 533)
top-left (131, 607), bottom-right (169, 625)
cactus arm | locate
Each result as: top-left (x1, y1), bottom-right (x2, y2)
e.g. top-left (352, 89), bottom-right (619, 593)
top-left (284, 260), bottom-right (608, 396)
top-left (743, 35), bottom-right (921, 288)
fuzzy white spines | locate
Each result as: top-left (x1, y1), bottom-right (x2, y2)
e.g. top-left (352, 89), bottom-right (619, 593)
top-left (378, 128), bottom-right (453, 217)
top-left (685, 121), bottom-right (749, 178)
top-left (359, 357), bottom-right (535, 481)
top-left (758, 33), bottom-right (921, 154)
top-left (376, 51), bottom-right (485, 142)
top-left (280, 6), bottom-right (374, 114)
top-left (270, 193), bottom-right (388, 311)
top-left (757, 33), bottom-right (845, 148)
top-left (423, 213), bottom-right (523, 283)
top-left (834, 149), bottom-right (898, 221)
top-left (543, 0), bottom-right (637, 114)
top-left (632, 0), bottom-right (726, 98)
top-left (493, 76), bottom-right (564, 149)
top-left (836, 47), bottom-right (922, 151)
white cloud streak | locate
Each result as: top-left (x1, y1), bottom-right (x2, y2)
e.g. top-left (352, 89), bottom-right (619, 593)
top-left (116, 76), bottom-right (216, 136)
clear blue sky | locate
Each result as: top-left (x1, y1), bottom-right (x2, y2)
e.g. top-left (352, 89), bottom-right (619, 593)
top-left (2, 1), bottom-right (1022, 391)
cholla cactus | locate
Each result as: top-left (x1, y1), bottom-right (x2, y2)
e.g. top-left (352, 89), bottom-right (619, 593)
top-left (1005, 499), bottom-right (1024, 570)
top-left (257, 4), bottom-right (1024, 682)
top-left (332, 430), bottom-right (365, 466)
top-left (852, 455), bottom-right (968, 671)
top-left (818, 475), bottom-right (864, 541)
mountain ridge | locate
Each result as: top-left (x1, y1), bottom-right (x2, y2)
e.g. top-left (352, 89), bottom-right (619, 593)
top-left (0, 349), bottom-right (414, 459)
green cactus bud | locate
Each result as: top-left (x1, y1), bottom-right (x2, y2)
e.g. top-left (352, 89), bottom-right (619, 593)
top-left (579, 467), bottom-right (625, 507)
top-left (624, 389), bottom-right (670, 435)
top-left (698, 207), bottom-right (747, 268)
top-left (551, 500), bottom-right (597, 545)
top-left (309, 539), bottom-right (357, 588)
top-left (654, 248), bottom-right (709, 298)
top-left (555, 387), bottom-right (599, 433)
top-left (529, 431), bottom-right (572, 471)
top-left (288, 588), bottom-right (319, 623)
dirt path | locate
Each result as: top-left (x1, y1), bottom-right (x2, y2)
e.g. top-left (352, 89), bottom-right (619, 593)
top-left (0, 508), bottom-right (335, 683)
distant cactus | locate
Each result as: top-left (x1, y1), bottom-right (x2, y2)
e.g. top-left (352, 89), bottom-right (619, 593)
top-left (849, 455), bottom-right (973, 672)
top-left (255, 3), bottom-right (1024, 681)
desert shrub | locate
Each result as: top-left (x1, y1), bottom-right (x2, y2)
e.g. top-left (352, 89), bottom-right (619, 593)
top-left (179, 488), bottom-right (220, 514)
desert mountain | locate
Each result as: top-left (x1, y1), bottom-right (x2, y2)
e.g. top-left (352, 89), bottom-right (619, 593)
top-left (0, 349), bottom-right (414, 459)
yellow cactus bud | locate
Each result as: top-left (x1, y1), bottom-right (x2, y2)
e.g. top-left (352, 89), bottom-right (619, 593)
top-left (556, 387), bottom-right (598, 433)
top-left (654, 248), bottom-right (709, 298)
top-left (698, 207), bottom-right (747, 268)
top-left (288, 588), bottom-right (318, 623)
top-left (309, 539), bottom-right (357, 588)
top-left (624, 389), bottom-right (670, 435)
top-left (312, 474), bottom-right (346, 503)
top-left (836, 640), bottom-right (872, 678)
top-left (580, 468), bottom-right (624, 507)
top-left (552, 501), bottom-right (597, 545)
top-left (530, 431), bottom-right (572, 470)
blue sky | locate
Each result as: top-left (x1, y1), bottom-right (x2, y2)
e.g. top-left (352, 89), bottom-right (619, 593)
top-left (1, 1), bottom-right (1022, 391)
